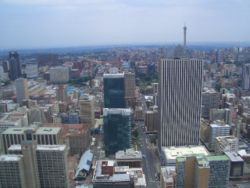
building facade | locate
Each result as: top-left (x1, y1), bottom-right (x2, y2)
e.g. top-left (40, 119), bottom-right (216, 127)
top-left (9, 51), bottom-right (21, 81)
top-left (103, 108), bottom-right (132, 155)
top-left (159, 59), bottom-right (202, 147)
top-left (103, 73), bottom-right (126, 108)
top-left (15, 78), bottom-right (29, 104)
top-left (79, 94), bottom-right (95, 127)
top-left (36, 145), bottom-right (69, 188)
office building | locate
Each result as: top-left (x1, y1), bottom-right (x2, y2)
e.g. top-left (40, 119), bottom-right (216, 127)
top-left (160, 166), bottom-right (176, 188)
top-left (56, 84), bottom-right (68, 102)
top-left (103, 108), bottom-right (132, 155)
top-left (209, 108), bottom-right (231, 124)
top-left (145, 110), bottom-right (158, 133)
top-left (242, 64), bottom-right (250, 90)
top-left (159, 59), bottom-right (202, 147)
top-left (0, 155), bottom-right (26, 188)
top-left (103, 73), bottom-right (126, 108)
top-left (208, 123), bottom-right (230, 151)
top-left (161, 146), bottom-right (209, 166)
top-left (20, 140), bottom-right (40, 188)
top-left (36, 145), bottom-right (69, 188)
top-left (92, 160), bottom-right (133, 188)
top-left (124, 72), bottom-right (136, 108)
top-left (15, 78), bottom-right (29, 104)
top-left (79, 94), bottom-right (95, 127)
top-left (225, 151), bottom-right (244, 177)
top-left (202, 88), bottom-right (220, 119)
top-left (49, 66), bottom-right (69, 84)
top-left (7, 143), bottom-right (68, 188)
top-left (68, 112), bottom-right (79, 124)
top-left (1, 127), bottom-right (37, 153)
top-left (8, 51), bottom-right (21, 80)
top-left (34, 127), bottom-right (63, 145)
top-left (115, 148), bottom-right (142, 168)
top-left (215, 136), bottom-right (239, 154)
top-left (176, 154), bottom-right (230, 188)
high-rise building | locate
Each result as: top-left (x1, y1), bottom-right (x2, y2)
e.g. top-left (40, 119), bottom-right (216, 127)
top-left (56, 84), bottom-right (67, 102)
top-left (36, 145), bottom-right (69, 188)
top-left (103, 73), bottom-right (126, 108)
top-left (144, 110), bottom-right (158, 133)
top-left (9, 51), bottom-right (21, 80)
top-left (202, 88), bottom-right (220, 119)
top-left (208, 123), bottom-right (230, 151)
top-left (0, 155), bottom-right (26, 188)
top-left (15, 78), bottom-right (29, 104)
top-left (124, 72), bottom-right (136, 108)
top-left (159, 59), bottom-right (202, 147)
top-left (79, 94), bottom-right (95, 127)
top-left (176, 154), bottom-right (230, 188)
top-left (242, 64), bottom-right (250, 90)
top-left (103, 108), bottom-right (132, 155)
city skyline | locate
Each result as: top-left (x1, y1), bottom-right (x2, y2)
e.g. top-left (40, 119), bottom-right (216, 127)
top-left (1, 0), bottom-right (250, 49)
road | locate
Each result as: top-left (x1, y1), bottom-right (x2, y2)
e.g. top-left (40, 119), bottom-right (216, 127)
top-left (137, 121), bottom-right (160, 188)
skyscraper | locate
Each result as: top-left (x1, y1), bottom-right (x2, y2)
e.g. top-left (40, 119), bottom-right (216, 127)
top-left (36, 145), bottom-right (69, 188)
top-left (9, 51), bottom-right (21, 81)
top-left (79, 94), bottom-right (95, 127)
top-left (103, 73), bottom-right (126, 108)
top-left (159, 59), bottom-right (202, 147)
top-left (242, 64), bottom-right (250, 90)
top-left (103, 108), bottom-right (132, 155)
top-left (15, 78), bottom-right (29, 105)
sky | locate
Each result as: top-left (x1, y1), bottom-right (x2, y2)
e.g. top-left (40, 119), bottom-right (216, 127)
top-left (0, 0), bottom-right (250, 49)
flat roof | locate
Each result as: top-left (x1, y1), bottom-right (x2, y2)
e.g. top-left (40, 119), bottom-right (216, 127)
top-left (103, 73), bottom-right (124, 78)
top-left (103, 108), bottom-right (132, 116)
top-left (210, 123), bottom-right (230, 128)
top-left (2, 127), bottom-right (36, 135)
top-left (115, 149), bottom-right (142, 160)
top-left (8, 145), bottom-right (21, 151)
top-left (36, 145), bottom-right (66, 151)
top-left (162, 146), bottom-right (209, 164)
top-left (0, 155), bottom-right (23, 162)
top-left (35, 127), bottom-right (61, 135)
top-left (225, 152), bottom-right (243, 162)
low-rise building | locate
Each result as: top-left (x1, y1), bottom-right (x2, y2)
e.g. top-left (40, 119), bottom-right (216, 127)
top-left (161, 146), bottom-right (209, 166)
top-left (115, 148), bottom-right (142, 168)
top-left (215, 136), bottom-right (239, 154)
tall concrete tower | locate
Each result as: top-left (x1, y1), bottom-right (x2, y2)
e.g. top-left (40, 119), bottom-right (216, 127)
top-left (159, 59), bottom-right (203, 147)
top-left (183, 25), bottom-right (187, 48)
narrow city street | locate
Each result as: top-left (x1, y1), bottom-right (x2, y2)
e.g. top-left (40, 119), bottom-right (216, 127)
top-left (137, 121), bottom-right (160, 188)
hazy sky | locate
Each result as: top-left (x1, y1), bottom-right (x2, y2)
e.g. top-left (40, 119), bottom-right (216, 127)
top-left (0, 0), bottom-right (249, 49)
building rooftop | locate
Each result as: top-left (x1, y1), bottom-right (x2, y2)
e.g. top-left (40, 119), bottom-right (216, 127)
top-left (115, 148), bottom-right (142, 160)
top-left (103, 108), bottom-right (132, 116)
top-left (36, 145), bottom-right (66, 151)
top-left (162, 145), bottom-right (209, 165)
top-left (161, 166), bottom-right (176, 184)
top-left (75, 150), bottom-right (93, 178)
top-left (210, 123), bottom-right (230, 128)
top-left (8, 145), bottom-right (21, 151)
top-left (103, 73), bottom-right (124, 78)
top-left (2, 127), bottom-right (37, 135)
top-left (0, 154), bottom-right (23, 162)
top-left (93, 160), bottom-right (131, 182)
top-left (35, 127), bottom-right (61, 135)
top-left (225, 152), bottom-right (243, 162)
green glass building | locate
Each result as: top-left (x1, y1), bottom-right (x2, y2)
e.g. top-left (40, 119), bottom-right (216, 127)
top-left (103, 108), bottom-right (132, 155)
top-left (103, 73), bottom-right (126, 108)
